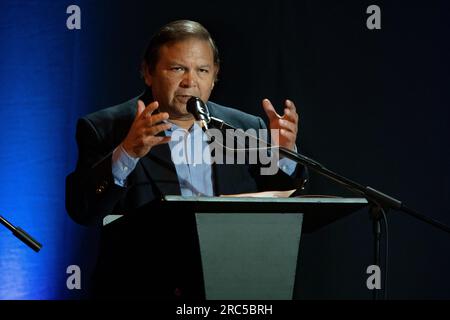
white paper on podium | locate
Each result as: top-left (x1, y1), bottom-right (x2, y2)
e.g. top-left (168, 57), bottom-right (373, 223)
top-left (220, 189), bottom-right (297, 198)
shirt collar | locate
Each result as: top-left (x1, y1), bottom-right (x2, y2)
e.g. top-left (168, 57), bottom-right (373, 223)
top-left (164, 120), bottom-right (202, 134)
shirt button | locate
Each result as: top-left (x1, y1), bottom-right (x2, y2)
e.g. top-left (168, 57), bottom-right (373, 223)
top-left (123, 166), bottom-right (128, 171)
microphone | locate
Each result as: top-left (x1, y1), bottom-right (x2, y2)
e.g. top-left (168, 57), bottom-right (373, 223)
top-left (186, 96), bottom-right (211, 129)
top-left (187, 96), bottom-right (234, 132)
top-left (0, 215), bottom-right (42, 252)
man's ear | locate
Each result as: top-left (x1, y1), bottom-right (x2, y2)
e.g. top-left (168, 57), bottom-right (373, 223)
top-left (142, 62), bottom-right (152, 87)
top-left (212, 65), bottom-right (220, 88)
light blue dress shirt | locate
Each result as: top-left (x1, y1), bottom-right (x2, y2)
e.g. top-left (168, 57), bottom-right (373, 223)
top-left (111, 122), bottom-right (297, 195)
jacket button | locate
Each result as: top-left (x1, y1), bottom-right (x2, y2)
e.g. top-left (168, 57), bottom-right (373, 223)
top-left (95, 181), bottom-right (110, 194)
top-left (95, 185), bottom-right (105, 194)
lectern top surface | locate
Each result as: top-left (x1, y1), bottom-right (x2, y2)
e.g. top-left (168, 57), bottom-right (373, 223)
top-left (164, 195), bottom-right (368, 204)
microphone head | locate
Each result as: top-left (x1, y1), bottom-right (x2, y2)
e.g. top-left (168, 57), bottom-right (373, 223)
top-left (187, 96), bottom-right (210, 123)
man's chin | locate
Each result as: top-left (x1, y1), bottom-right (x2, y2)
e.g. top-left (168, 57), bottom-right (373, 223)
top-left (167, 103), bottom-right (194, 120)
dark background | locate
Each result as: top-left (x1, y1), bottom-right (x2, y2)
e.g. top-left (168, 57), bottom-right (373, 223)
top-left (0, 0), bottom-right (449, 299)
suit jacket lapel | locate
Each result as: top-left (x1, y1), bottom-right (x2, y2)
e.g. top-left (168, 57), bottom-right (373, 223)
top-left (139, 142), bottom-right (181, 196)
top-left (212, 162), bottom-right (237, 195)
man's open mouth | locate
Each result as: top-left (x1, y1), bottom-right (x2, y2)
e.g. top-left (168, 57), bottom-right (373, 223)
top-left (176, 95), bottom-right (193, 103)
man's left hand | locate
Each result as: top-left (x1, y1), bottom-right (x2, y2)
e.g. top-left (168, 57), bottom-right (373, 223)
top-left (262, 98), bottom-right (299, 151)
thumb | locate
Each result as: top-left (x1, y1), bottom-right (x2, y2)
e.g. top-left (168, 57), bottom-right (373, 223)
top-left (262, 98), bottom-right (281, 121)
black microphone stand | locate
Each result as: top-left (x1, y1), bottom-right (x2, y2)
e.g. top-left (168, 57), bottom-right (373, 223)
top-left (188, 96), bottom-right (450, 299)
top-left (0, 215), bottom-right (42, 252)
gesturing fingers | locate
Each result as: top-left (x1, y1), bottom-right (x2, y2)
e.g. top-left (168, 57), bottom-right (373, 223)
top-left (278, 118), bottom-right (297, 134)
top-left (137, 100), bottom-right (171, 135)
top-left (136, 100), bottom-right (146, 119)
top-left (284, 99), bottom-right (296, 111)
top-left (140, 101), bottom-right (159, 120)
top-left (282, 102), bottom-right (298, 124)
top-left (146, 122), bottom-right (172, 136)
top-left (144, 112), bottom-right (170, 128)
top-left (262, 98), bottom-right (282, 121)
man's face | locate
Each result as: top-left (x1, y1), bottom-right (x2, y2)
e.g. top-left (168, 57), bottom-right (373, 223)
top-left (144, 38), bottom-right (218, 119)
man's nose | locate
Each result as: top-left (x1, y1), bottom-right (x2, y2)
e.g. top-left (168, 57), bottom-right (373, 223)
top-left (180, 70), bottom-right (197, 88)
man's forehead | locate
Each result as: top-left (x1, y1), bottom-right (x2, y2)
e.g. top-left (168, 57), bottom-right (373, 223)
top-left (158, 39), bottom-right (215, 61)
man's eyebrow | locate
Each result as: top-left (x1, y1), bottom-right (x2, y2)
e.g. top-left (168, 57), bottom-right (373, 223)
top-left (167, 61), bottom-right (186, 66)
top-left (165, 60), bottom-right (213, 69)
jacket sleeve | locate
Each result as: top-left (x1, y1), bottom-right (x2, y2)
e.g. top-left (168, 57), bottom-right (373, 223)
top-left (65, 117), bottom-right (128, 226)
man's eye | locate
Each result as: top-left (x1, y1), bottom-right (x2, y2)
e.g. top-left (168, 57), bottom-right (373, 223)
top-left (199, 69), bottom-right (209, 73)
top-left (171, 67), bottom-right (184, 72)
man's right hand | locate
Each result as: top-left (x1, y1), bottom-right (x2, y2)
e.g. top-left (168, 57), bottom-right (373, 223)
top-left (122, 100), bottom-right (172, 158)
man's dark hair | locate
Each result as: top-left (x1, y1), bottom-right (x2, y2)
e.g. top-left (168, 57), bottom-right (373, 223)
top-left (142, 20), bottom-right (220, 74)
